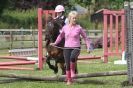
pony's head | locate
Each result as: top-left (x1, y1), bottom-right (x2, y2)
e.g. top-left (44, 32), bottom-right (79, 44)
top-left (45, 14), bottom-right (65, 43)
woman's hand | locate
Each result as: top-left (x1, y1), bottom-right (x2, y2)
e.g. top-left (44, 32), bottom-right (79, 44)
top-left (50, 43), bottom-right (55, 46)
top-left (87, 49), bottom-right (90, 53)
top-left (87, 43), bottom-right (94, 53)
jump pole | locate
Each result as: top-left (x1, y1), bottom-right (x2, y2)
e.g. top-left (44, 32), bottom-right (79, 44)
top-left (0, 66), bottom-right (34, 70)
top-left (0, 56), bottom-right (27, 61)
top-left (0, 70), bottom-right (127, 82)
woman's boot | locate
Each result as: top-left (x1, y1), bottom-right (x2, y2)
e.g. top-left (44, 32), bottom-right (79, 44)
top-left (70, 62), bottom-right (76, 78)
top-left (66, 71), bottom-right (72, 85)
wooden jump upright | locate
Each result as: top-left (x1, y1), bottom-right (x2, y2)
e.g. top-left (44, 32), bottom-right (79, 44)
top-left (38, 8), bottom-right (55, 70)
top-left (103, 9), bottom-right (125, 63)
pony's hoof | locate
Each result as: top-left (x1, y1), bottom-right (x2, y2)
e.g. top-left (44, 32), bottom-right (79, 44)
top-left (54, 69), bottom-right (58, 74)
top-left (62, 72), bottom-right (66, 75)
top-left (54, 71), bottom-right (58, 74)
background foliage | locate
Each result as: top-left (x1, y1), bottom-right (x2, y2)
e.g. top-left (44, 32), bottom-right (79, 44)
top-left (0, 0), bottom-right (131, 29)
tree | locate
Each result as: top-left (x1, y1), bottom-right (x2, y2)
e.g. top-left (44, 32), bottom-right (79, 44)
top-left (38, 0), bottom-right (69, 10)
top-left (73, 0), bottom-right (128, 14)
top-left (8, 0), bottom-right (38, 10)
top-left (0, 0), bottom-right (8, 16)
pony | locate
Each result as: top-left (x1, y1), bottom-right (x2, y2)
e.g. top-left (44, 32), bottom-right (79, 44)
top-left (44, 15), bottom-right (78, 75)
top-left (44, 15), bottom-right (66, 75)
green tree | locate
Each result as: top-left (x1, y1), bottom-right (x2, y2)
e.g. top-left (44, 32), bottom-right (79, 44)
top-left (73, 0), bottom-right (128, 14)
top-left (39, 0), bottom-right (69, 10)
top-left (0, 0), bottom-right (8, 16)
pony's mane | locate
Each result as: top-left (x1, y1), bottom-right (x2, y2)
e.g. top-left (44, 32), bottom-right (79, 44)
top-left (45, 15), bottom-right (63, 46)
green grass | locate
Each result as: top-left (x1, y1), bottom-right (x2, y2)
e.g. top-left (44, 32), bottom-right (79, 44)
top-left (0, 49), bottom-right (130, 88)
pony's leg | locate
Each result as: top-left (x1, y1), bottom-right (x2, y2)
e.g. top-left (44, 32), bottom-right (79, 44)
top-left (56, 56), bottom-right (66, 75)
top-left (58, 62), bottom-right (66, 75)
top-left (46, 56), bottom-right (56, 72)
top-left (53, 60), bottom-right (58, 74)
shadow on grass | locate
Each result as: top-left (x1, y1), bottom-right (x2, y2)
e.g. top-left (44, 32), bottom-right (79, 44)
top-left (121, 80), bottom-right (133, 87)
top-left (73, 79), bottom-right (105, 85)
top-left (0, 78), bottom-right (105, 85)
top-left (0, 78), bottom-right (23, 84)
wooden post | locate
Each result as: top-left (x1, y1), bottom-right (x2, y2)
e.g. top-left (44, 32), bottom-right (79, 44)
top-left (103, 10), bottom-right (108, 63)
top-left (38, 8), bottom-right (43, 70)
top-left (115, 15), bottom-right (119, 54)
top-left (121, 10), bottom-right (125, 52)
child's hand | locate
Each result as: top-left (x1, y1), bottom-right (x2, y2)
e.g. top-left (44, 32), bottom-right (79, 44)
top-left (50, 43), bottom-right (55, 46)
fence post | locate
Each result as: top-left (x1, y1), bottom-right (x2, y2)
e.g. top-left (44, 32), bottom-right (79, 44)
top-left (38, 8), bottom-right (43, 70)
top-left (103, 10), bottom-right (108, 63)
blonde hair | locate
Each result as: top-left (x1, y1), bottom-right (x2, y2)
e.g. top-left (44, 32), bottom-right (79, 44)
top-left (68, 11), bottom-right (78, 23)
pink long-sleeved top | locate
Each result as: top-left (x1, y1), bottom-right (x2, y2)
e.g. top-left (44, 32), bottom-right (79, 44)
top-left (54, 24), bottom-right (90, 49)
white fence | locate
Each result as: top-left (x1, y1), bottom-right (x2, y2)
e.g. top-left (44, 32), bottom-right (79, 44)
top-left (0, 29), bottom-right (102, 49)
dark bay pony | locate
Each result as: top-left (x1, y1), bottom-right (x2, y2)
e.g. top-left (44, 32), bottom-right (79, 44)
top-left (45, 15), bottom-right (66, 75)
top-left (45, 15), bottom-right (78, 75)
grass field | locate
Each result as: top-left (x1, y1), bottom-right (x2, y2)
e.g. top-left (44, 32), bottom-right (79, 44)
top-left (0, 49), bottom-right (130, 88)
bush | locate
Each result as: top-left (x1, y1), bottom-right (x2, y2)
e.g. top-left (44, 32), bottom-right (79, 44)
top-left (0, 8), bottom-right (98, 30)
top-left (0, 8), bottom-right (37, 29)
top-left (77, 14), bottom-right (95, 30)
